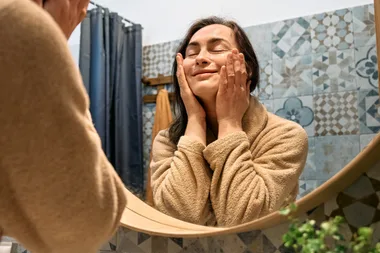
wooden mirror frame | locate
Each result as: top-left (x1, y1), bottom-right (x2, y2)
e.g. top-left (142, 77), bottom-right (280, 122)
top-left (120, 0), bottom-right (380, 237)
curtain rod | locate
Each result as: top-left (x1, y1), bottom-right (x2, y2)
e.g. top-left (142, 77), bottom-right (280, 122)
top-left (89, 0), bottom-right (136, 25)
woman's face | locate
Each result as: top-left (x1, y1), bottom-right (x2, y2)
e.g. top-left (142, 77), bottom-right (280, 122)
top-left (183, 24), bottom-right (238, 100)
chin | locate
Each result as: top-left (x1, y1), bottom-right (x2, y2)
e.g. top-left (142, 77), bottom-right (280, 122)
top-left (191, 82), bottom-right (218, 100)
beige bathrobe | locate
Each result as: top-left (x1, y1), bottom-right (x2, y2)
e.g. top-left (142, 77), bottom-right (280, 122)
top-left (0, 1), bottom-right (127, 252)
top-left (150, 96), bottom-right (308, 227)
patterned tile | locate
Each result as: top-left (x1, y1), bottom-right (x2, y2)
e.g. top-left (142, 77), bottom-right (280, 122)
top-left (310, 8), bottom-right (354, 53)
top-left (312, 49), bottom-right (357, 93)
top-left (243, 233), bottom-right (277, 253)
top-left (262, 223), bottom-right (289, 249)
top-left (143, 42), bottom-right (173, 78)
top-left (245, 23), bottom-right (273, 62)
top-left (314, 91), bottom-right (359, 136)
top-left (343, 202), bottom-right (377, 228)
top-left (143, 104), bottom-right (156, 170)
top-left (274, 96), bottom-right (314, 136)
top-left (315, 135), bottom-right (360, 180)
top-left (272, 17), bottom-right (311, 59)
top-left (300, 137), bottom-right (316, 180)
top-left (257, 60), bottom-right (273, 99)
top-left (352, 4), bottom-right (376, 48)
top-left (100, 232), bottom-right (117, 251)
top-left (360, 134), bottom-right (377, 151)
top-left (324, 193), bottom-right (339, 216)
top-left (298, 180), bottom-right (318, 198)
top-left (272, 55), bottom-right (313, 98)
top-left (259, 99), bottom-right (274, 113)
top-left (143, 85), bottom-right (158, 96)
top-left (367, 160), bottom-right (380, 182)
top-left (358, 89), bottom-right (380, 134)
top-left (344, 175), bottom-right (375, 199)
top-left (208, 235), bottom-right (247, 253)
top-left (355, 45), bottom-right (378, 90)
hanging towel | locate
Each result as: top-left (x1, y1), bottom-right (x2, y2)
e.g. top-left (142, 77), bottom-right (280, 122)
top-left (146, 89), bottom-right (173, 205)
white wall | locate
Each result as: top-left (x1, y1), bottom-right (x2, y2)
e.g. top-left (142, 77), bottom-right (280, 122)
top-left (68, 0), bottom-right (373, 59)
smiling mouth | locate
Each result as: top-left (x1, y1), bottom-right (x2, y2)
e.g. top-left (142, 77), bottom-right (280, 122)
top-left (193, 71), bottom-right (218, 76)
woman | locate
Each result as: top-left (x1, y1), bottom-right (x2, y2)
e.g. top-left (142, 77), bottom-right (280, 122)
top-left (0, 0), bottom-right (127, 252)
top-left (150, 16), bottom-right (308, 227)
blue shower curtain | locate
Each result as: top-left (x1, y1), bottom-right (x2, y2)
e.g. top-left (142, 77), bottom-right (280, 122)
top-left (78, 7), bottom-right (144, 195)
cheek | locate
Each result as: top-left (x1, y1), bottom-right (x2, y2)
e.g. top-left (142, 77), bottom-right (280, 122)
top-left (210, 54), bottom-right (228, 69)
top-left (182, 59), bottom-right (193, 77)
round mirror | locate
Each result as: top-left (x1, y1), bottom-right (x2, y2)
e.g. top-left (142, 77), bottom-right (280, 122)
top-left (79, 1), bottom-right (380, 228)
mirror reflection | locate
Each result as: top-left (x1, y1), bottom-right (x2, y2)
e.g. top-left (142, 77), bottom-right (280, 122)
top-left (78, 3), bottom-right (379, 227)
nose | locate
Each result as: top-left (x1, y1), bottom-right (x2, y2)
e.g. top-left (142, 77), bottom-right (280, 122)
top-left (195, 50), bottom-right (210, 66)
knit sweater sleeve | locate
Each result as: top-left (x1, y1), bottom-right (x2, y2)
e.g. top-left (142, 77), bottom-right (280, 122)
top-left (0, 1), bottom-right (126, 252)
top-left (150, 130), bottom-right (215, 225)
top-left (203, 120), bottom-right (308, 226)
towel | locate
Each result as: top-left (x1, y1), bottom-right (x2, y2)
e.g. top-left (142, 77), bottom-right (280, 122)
top-left (0, 1), bottom-right (127, 252)
top-left (146, 89), bottom-right (173, 206)
top-left (150, 96), bottom-right (308, 226)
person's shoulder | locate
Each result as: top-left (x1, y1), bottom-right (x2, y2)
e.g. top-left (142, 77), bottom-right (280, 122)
top-left (266, 112), bottom-right (308, 142)
top-left (153, 129), bottom-right (176, 148)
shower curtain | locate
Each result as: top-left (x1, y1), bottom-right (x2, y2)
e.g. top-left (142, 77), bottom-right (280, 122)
top-left (78, 7), bottom-right (144, 196)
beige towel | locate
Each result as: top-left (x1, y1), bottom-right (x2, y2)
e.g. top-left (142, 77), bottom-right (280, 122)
top-left (146, 89), bottom-right (173, 206)
top-left (0, 1), bottom-right (127, 252)
top-left (150, 96), bottom-right (308, 226)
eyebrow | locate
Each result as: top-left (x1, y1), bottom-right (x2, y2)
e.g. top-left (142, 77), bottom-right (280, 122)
top-left (187, 37), bottom-right (231, 48)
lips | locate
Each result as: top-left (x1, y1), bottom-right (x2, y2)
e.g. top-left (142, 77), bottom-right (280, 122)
top-left (193, 69), bottom-right (218, 76)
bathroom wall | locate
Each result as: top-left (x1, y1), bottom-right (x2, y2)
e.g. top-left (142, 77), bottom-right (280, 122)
top-left (141, 3), bottom-right (380, 200)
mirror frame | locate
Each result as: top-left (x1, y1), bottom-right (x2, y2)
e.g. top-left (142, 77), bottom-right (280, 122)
top-left (120, 0), bottom-right (380, 237)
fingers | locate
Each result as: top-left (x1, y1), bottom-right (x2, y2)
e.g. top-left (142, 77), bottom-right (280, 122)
top-left (76, 0), bottom-right (90, 9)
top-left (176, 53), bottom-right (190, 92)
top-left (226, 53), bottom-right (235, 89)
top-left (239, 53), bottom-right (249, 92)
top-left (226, 49), bottom-right (248, 91)
top-left (218, 65), bottom-right (227, 93)
top-left (232, 50), bottom-right (242, 89)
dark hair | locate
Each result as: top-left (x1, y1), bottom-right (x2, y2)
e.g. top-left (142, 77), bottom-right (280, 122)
top-left (168, 16), bottom-right (260, 145)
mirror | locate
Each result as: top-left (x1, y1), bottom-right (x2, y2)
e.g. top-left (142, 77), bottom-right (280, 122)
top-left (79, 1), bottom-right (380, 228)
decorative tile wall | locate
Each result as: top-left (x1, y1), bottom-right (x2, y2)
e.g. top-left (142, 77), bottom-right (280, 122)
top-left (141, 4), bottom-right (379, 201)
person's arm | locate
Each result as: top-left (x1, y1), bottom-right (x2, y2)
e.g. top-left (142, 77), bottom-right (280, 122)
top-left (150, 130), bottom-right (215, 225)
top-left (203, 120), bottom-right (308, 226)
top-left (0, 1), bottom-right (126, 253)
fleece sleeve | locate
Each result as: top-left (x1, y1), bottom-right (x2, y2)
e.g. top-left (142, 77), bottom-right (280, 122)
top-left (150, 130), bottom-right (215, 225)
top-left (0, 1), bottom-right (127, 252)
top-left (203, 122), bottom-right (308, 226)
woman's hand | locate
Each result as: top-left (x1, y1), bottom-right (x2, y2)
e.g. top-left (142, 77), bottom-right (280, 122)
top-left (31, 0), bottom-right (89, 39)
top-left (176, 53), bottom-right (207, 145)
top-left (216, 49), bottom-right (251, 139)
top-left (176, 53), bottom-right (206, 120)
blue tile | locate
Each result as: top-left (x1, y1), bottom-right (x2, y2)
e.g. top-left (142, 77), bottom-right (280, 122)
top-left (300, 137), bottom-right (316, 180)
top-left (272, 17), bottom-right (311, 59)
top-left (245, 23), bottom-right (273, 62)
top-left (315, 135), bottom-right (360, 180)
top-left (358, 89), bottom-right (380, 134)
top-left (312, 49), bottom-right (357, 93)
top-left (352, 4), bottom-right (376, 48)
top-left (355, 45), bottom-right (378, 90)
top-left (274, 96), bottom-right (315, 136)
top-left (310, 8), bottom-right (354, 53)
top-left (314, 91), bottom-right (359, 136)
top-left (272, 55), bottom-right (313, 98)
top-left (257, 60), bottom-right (273, 99)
